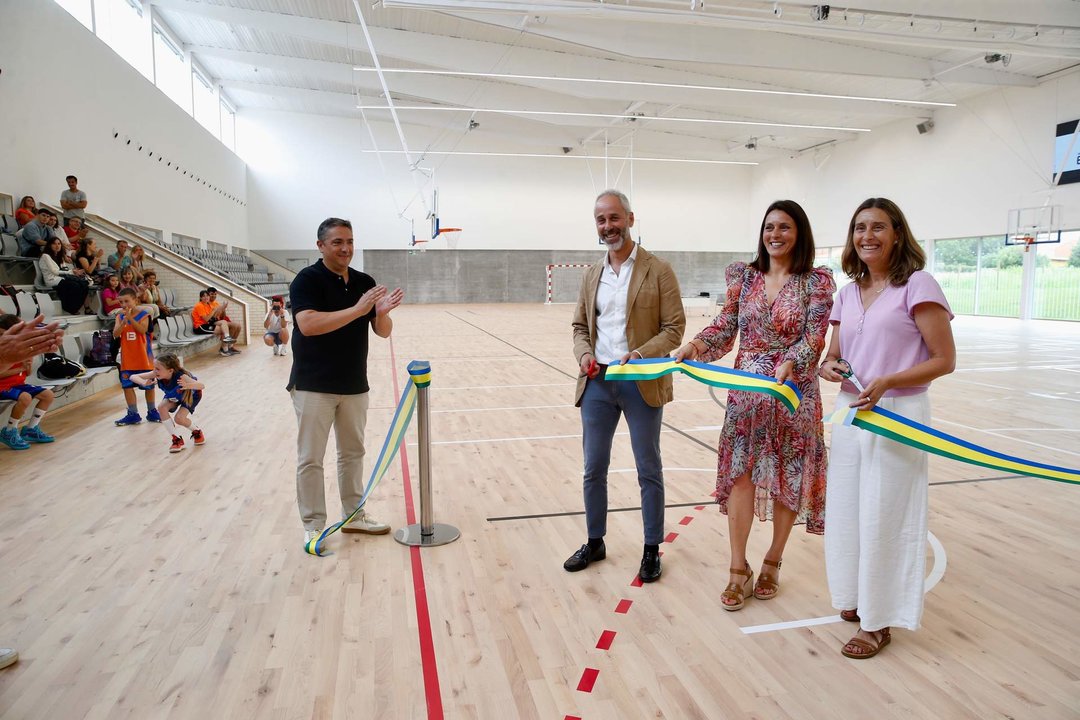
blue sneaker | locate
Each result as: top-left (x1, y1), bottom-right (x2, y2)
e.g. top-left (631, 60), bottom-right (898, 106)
top-left (21, 426), bottom-right (55, 444)
top-left (146, 408), bottom-right (162, 423)
top-left (114, 411), bottom-right (142, 426)
top-left (0, 427), bottom-right (30, 450)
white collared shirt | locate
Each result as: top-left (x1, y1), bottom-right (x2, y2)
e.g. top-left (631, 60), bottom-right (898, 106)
top-left (594, 243), bottom-right (638, 364)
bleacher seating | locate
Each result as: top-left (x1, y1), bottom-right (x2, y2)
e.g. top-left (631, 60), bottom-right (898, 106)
top-left (169, 244), bottom-right (289, 300)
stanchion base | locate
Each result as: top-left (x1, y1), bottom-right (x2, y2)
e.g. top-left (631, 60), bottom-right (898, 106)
top-left (394, 523), bottom-right (461, 547)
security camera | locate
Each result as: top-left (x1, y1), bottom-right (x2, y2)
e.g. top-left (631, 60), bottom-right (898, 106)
top-left (811, 5), bottom-right (829, 21)
top-left (916, 119), bottom-right (934, 135)
top-left (562, 146), bottom-right (572, 154)
top-left (745, 137), bottom-right (758, 150)
top-left (468, 119), bottom-right (480, 131)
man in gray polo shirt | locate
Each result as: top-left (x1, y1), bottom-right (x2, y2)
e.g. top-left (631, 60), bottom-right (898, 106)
top-left (60, 175), bottom-right (87, 220)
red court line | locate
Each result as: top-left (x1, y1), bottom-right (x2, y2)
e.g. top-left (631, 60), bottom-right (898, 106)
top-left (630, 575), bottom-right (643, 588)
top-left (679, 516), bottom-right (693, 525)
top-left (614, 599), bottom-right (633, 614)
top-left (389, 341), bottom-right (444, 720)
top-left (577, 667), bottom-right (600, 693)
top-left (694, 505), bottom-right (705, 511)
top-left (664, 531), bottom-right (679, 543)
top-left (596, 630), bottom-right (616, 650)
top-left (564, 716), bottom-right (582, 720)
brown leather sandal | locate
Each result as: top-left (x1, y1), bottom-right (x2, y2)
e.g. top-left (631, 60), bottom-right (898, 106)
top-left (841, 628), bottom-right (891, 659)
top-left (753, 558), bottom-right (782, 600)
top-left (720, 562), bottom-right (754, 612)
top-left (840, 609), bottom-right (860, 623)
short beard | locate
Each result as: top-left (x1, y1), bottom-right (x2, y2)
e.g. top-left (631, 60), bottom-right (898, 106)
top-left (602, 231), bottom-right (629, 252)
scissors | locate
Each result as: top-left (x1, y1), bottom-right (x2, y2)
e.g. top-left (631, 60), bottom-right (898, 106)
top-left (835, 358), bottom-right (865, 393)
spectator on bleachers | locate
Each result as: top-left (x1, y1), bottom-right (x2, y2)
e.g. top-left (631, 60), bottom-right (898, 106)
top-left (192, 290), bottom-right (236, 357)
top-left (60, 175), bottom-right (87, 220)
top-left (40, 237), bottom-right (92, 315)
top-left (101, 273), bottom-right (122, 315)
top-left (113, 289), bottom-right (160, 426)
top-left (75, 237), bottom-right (106, 282)
top-left (207, 288), bottom-right (242, 347)
top-left (129, 245), bottom-right (147, 283)
top-left (264, 295), bottom-right (290, 356)
top-left (107, 240), bottom-right (131, 273)
top-left (140, 270), bottom-right (170, 317)
top-left (43, 212), bottom-right (73, 258)
top-left (118, 267), bottom-right (139, 293)
top-left (63, 216), bottom-right (83, 250)
top-left (18, 208), bottom-right (53, 258)
top-left (14, 196), bottom-right (36, 227)
top-left (0, 314), bottom-right (56, 450)
top-left (69, 223), bottom-right (90, 257)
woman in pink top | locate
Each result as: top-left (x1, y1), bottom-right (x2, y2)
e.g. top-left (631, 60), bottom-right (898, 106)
top-left (818, 198), bottom-right (956, 660)
top-left (674, 200), bottom-right (835, 611)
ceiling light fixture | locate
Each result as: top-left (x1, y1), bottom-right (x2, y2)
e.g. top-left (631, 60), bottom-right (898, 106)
top-left (352, 67), bottom-right (956, 108)
top-left (355, 105), bottom-right (871, 133)
top-left (360, 149), bottom-right (757, 165)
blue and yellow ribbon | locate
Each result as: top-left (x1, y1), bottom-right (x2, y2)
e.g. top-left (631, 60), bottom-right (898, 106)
top-left (304, 360), bottom-right (431, 556)
top-left (827, 404), bottom-right (1080, 485)
top-left (603, 358), bottom-right (802, 414)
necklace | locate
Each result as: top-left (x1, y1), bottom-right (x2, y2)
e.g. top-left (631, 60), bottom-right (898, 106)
top-left (857, 280), bottom-right (888, 334)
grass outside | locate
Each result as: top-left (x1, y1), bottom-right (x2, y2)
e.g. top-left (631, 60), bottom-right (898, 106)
top-left (935, 266), bottom-right (1080, 320)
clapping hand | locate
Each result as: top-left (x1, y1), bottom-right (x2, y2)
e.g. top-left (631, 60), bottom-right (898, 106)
top-left (375, 287), bottom-right (404, 316)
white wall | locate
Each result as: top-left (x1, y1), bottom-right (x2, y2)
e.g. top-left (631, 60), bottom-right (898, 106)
top-left (238, 109), bottom-right (754, 254)
top-left (751, 69), bottom-right (1080, 247)
top-left (0, 0), bottom-right (247, 248)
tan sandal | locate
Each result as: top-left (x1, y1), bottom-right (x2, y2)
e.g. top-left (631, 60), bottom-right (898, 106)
top-left (720, 562), bottom-right (754, 611)
top-left (840, 609), bottom-right (860, 623)
top-left (753, 558), bottom-right (782, 600)
top-left (841, 628), bottom-right (891, 659)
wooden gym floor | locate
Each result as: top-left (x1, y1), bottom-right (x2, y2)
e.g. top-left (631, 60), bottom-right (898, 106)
top-left (1, 305), bottom-right (1078, 719)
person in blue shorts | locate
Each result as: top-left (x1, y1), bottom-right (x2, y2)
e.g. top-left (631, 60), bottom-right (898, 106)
top-left (131, 353), bottom-right (206, 454)
top-left (0, 314), bottom-right (56, 449)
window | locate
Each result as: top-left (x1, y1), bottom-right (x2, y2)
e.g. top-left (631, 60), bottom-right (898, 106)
top-left (193, 69), bottom-right (220, 138)
top-left (1032, 230), bottom-right (1080, 321)
top-left (153, 25), bottom-right (191, 114)
top-left (55, 0), bottom-right (94, 31)
top-left (95, 0), bottom-right (153, 81)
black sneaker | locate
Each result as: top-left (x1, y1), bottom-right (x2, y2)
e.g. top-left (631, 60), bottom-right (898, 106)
top-left (563, 542), bottom-right (606, 572)
top-left (639, 548), bottom-right (662, 583)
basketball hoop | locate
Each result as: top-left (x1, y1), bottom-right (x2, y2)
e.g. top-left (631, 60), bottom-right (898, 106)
top-left (438, 229), bottom-right (461, 250)
top-left (1021, 235), bottom-right (1035, 253)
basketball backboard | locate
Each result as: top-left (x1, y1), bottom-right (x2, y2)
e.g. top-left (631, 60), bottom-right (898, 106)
top-left (1005, 205), bottom-right (1063, 246)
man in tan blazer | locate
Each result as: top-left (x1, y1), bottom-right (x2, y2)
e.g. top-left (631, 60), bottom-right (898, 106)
top-left (565, 190), bottom-right (686, 583)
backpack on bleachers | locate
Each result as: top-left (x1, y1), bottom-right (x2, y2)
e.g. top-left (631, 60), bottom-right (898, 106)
top-left (85, 328), bottom-right (116, 367)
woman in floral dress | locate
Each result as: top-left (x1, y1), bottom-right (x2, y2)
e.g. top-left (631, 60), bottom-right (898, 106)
top-left (674, 200), bottom-right (834, 610)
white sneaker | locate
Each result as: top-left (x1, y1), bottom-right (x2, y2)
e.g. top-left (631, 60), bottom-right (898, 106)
top-left (272, 345), bottom-right (280, 356)
top-left (303, 528), bottom-right (325, 546)
top-left (0, 647), bottom-right (17, 671)
top-left (278, 346), bottom-right (287, 356)
top-left (340, 512), bottom-right (390, 535)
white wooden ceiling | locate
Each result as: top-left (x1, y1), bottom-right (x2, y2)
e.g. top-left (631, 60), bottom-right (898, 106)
top-left (149, 0), bottom-right (1080, 162)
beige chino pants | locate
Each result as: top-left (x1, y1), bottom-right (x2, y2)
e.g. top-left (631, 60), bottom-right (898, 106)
top-left (291, 389), bottom-right (369, 531)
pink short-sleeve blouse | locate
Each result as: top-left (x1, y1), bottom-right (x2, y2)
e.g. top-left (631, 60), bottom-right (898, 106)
top-left (829, 270), bottom-right (953, 397)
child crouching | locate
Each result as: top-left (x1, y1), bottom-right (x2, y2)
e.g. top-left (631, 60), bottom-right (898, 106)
top-left (131, 353), bottom-right (206, 454)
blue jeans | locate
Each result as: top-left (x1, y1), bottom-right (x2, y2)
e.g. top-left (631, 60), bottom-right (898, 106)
top-left (580, 375), bottom-right (665, 546)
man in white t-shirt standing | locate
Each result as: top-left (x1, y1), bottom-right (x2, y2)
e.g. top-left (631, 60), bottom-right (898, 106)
top-left (60, 175), bottom-right (87, 221)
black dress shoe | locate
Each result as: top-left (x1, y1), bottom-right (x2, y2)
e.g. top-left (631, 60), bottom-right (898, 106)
top-left (638, 548), bottom-right (662, 583)
top-left (564, 542), bottom-right (606, 572)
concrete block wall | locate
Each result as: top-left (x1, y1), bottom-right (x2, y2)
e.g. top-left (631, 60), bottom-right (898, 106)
top-left (361, 249), bottom-right (753, 304)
